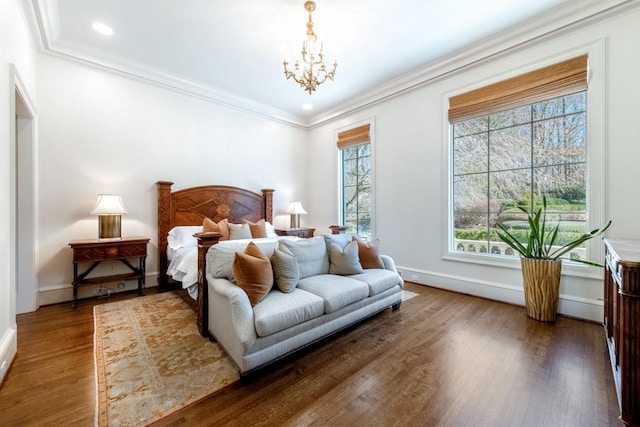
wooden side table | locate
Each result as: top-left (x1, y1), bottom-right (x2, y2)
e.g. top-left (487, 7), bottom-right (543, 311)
top-left (275, 228), bottom-right (315, 238)
top-left (68, 236), bottom-right (150, 308)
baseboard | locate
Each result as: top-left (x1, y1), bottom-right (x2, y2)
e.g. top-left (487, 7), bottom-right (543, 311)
top-left (39, 274), bottom-right (159, 306)
top-left (0, 327), bottom-right (17, 386)
top-left (397, 267), bottom-right (603, 322)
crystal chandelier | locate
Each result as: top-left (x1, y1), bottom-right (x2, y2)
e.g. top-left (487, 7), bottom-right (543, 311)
top-left (283, 1), bottom-right (337, 95)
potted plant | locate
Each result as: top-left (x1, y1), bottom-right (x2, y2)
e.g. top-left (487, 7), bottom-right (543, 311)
top-left (496, 197), bottom-right (611, 322)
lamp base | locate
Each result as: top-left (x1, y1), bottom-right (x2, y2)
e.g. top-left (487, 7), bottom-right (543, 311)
top-left (98, 215), bottom-right (122, 239)
top-left (290, 214), bottom-right (300, 229)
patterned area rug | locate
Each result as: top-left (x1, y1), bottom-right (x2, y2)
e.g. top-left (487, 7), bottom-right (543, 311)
top-left (94, 292), bottom-right (239, 426)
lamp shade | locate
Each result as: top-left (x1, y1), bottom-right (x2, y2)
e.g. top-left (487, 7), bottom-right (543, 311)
top-left (90, 194), bottom-right (128, 215)
top-left (287, 202), bottom-right (307, 215)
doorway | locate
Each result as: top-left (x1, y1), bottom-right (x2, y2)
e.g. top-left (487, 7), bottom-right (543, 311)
top-left (12, 65), bottom-right (37, 314)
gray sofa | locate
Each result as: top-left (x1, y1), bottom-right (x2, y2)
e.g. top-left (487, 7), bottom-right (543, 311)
top-left (205, 235), bottom-right (404, 375)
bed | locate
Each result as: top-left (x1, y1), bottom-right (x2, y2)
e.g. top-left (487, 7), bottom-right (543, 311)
top-left (156, 181), bottom-right (275, 336)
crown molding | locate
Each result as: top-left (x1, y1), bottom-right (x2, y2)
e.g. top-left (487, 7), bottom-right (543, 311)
top-left (29, 0), bottom-right (309, 128)
top-left (306, 0), bottom-right (638, 128)
top-left (30, 0), bottom-right (59, 49)
top-left (28, 0), bottom-right (638, 130)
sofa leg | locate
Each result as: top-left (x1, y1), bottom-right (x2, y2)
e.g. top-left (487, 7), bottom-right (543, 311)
top-left (392, 302), bottom-right (401, 311)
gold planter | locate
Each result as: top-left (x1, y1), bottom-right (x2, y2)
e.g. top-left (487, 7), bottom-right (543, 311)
top-left (520, 258), bottom-right (562, 322)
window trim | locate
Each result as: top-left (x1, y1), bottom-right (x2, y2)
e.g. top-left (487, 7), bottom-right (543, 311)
top-left (336, 118), bottom-right (376, 238)
top-left (442, 41), bottom-right (606, 280)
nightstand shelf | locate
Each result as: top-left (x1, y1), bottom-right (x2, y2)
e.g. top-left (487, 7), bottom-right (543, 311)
top-left (275, 228), bottom-right (315, 238)
top-left (68, 236), bottom-right (150, 308)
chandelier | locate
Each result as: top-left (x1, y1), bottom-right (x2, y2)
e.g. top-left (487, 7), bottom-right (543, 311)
top-left (283, 1), bottom-right (337, 95)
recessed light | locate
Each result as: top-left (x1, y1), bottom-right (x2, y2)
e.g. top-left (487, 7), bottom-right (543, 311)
top-left (92, 22), bottom-right (113, 36)
top-left (302, 103), bottom-right (313, 110)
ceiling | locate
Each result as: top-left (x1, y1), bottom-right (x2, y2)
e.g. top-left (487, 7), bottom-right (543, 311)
top-left (29, 0), bottom-right (619, 126)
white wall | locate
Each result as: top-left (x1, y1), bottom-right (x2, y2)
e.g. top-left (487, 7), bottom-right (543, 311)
top-left (36, 54), bottom-right (308, 304)
top-left (306, 6), bottom-right (640, 321)
top-left (0, 0), bottom-right (38, 383)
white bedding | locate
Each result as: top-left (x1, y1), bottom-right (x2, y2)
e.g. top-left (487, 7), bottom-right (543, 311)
top-left (167, 246), bottom-right (199, 297)
top-left (167, 236), bottom-right (300, 300)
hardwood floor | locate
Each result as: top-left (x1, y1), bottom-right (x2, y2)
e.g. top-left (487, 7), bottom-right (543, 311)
top-left (0, 283), bottom-right (621, 426)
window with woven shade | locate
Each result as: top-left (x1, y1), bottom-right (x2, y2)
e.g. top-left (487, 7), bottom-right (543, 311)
top-left (337, 123), bottom-right (373, 240)
top-left (448, 55), bottom-right (594, 261)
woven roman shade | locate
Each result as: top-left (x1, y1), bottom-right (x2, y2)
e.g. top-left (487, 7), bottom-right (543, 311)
top-left (448, 55), bottom-right (588, 123)
top-left (336, 124), bottom-right (370, 149)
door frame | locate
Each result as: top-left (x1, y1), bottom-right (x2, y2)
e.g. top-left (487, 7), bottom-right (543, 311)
top-left (10, 63), bottom-right (38, 315)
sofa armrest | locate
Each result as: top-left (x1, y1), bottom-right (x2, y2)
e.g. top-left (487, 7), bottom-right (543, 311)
top-left (380, 254), bottom-right (404, 289)
top-left (380, 254), bottom-right (398, 272)
top-left (209, 277), bottom-right (257, 354)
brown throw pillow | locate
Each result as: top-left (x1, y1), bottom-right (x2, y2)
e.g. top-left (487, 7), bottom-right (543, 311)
top-left (243, 219), bottom-right (268, 238)
top-left (202, 217), bottom-right (230, 240)
top-left (353, 236), bottom-right (385, 269)
top-left (232, 241), bottom-right (274, 306)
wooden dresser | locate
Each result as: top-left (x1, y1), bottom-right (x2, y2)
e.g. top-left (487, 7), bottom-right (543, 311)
top-left (603, 238), bottom-right (640, 426)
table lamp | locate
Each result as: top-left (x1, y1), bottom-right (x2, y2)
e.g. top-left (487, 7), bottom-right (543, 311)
top-left (90, 194), bottom-right (128, 239)
top-left (287, 201), bottom-right (307, 228)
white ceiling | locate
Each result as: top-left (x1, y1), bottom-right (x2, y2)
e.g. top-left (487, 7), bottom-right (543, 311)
top-left (29, 0), bottom-right (622, 126)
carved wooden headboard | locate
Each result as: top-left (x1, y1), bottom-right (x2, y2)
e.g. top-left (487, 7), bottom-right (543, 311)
top-left (156, 181), bottom-right (274, 286)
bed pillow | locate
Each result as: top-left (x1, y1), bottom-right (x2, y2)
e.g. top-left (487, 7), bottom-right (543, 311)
top-left (167, 226), bottom-right (202, 250)
top-left (232, 242), bottom-right (274, 306)
top-left (202, 217), bottom-right (230, 240)
top-left (243, 219), bottom-right (268, 238)
top-left (270, 243), bottom-right (299, 293)
top-left (353, 237), bottom-right (385, 269)
top-left (265, 222), bottom-right (278, 238)
top-left (228, 223), bottom-right (252, 240)
top-left (327, 239), bottom-right (364, 275)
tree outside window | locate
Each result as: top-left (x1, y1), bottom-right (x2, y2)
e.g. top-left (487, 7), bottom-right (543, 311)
top-left (452, 91), bottom-right (588, 260)
top-left (342, 143), bottom-right (372, 240)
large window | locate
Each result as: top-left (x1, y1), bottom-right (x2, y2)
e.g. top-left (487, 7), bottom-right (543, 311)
top-left (449, 56), bottom-right (592, 262)
top-left (338, 123), bottom-right (372, 240)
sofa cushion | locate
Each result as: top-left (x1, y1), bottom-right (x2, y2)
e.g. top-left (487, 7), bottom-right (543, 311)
top-left (353, 237), bottom-right (385, 269)
top-left (348, 269), bottom-right (401, 296)
top-left (297, 274), bottom-right (369, 313)
top-left (327, 240), bottom-right (364, 275)
top-left (281, 237), bottom-right (329, 279)
top-left (270, 243), bottom-right (299, 293)
top-left (253, 289), bottom-right (324, 337)
top-left (231, 242), bottom-right (273, 306)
